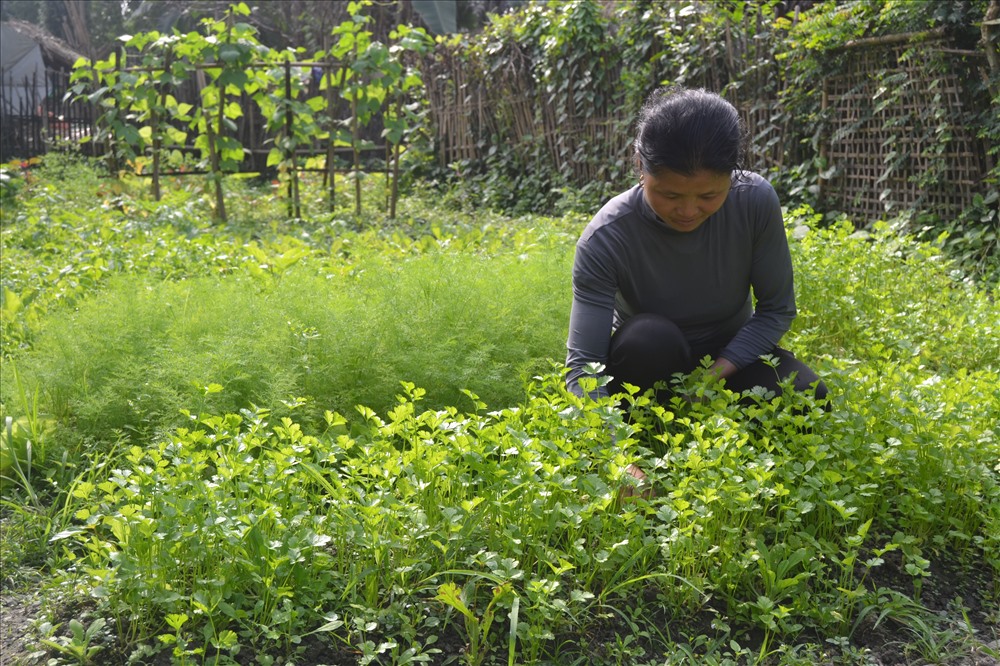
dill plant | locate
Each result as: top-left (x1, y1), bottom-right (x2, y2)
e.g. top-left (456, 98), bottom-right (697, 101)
top-left (8, 242), bottom-right (572, 448)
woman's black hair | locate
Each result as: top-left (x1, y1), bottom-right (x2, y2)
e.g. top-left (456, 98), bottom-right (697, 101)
top-left (633, 86), bottom-right (747, 177)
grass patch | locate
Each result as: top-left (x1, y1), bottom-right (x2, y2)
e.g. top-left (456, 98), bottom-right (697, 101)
top-left (14, 248), bottom-right (571, 446)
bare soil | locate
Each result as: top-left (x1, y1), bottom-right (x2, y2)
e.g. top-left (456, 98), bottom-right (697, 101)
top-left (1, 592), bottom-right (39, 665)
top-left (1, 552), bottom-right (996, 665)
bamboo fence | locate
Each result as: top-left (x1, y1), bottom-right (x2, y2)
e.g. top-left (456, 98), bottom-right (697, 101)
top-left (3, 29), bottom-right (994, 225)
top-left (422, 30), bottom-right (993, 223)
top-left (819, 32), bottom-right (989, 220)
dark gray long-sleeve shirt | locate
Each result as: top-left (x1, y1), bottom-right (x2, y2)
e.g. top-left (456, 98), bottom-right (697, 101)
top-left (565, 172), bottom-right (796, 394)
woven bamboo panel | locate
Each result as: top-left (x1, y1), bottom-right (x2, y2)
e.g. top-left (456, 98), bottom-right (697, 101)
top-left (422, 47), bottom-right (483, 167)
top-left (423, 31), bottom-right (990, 221)
top-left (422, 41), bottom-right (635, 185)
top-left (820, 38), bottom-right (988, 222)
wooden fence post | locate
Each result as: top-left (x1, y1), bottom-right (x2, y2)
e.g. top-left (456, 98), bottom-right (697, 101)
top-left (284, 58), bottom-right (301, 219)
top-left (37, 70), bottom-right (48, 151)
top-left (103, 49), bottom-right (124, 173)
top-left (151, 52), bottom-right (172, 201)
top-left (326, 57), bottom-right (337, 212)
top-left (195, 68), bottom-right (227, 223)
top-left (351, 88), bottom-right (362, 217)
top-left (390, 91), bottom-right (402, 219)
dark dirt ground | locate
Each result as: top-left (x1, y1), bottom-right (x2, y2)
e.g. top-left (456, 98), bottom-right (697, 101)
top-left (1, 552), bottom-right (997, 665)
top-left (1, 592), bottom-right (39, 665)
top-left (846, 550), bottom-right (1000, 666)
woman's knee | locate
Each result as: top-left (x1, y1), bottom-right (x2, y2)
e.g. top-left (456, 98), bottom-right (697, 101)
top-left (608, 314), bottom-right (694, 391)
top-left (729, 348), bottom-right (827, 401)
top-left (778, 350), bottom-right (828, 401)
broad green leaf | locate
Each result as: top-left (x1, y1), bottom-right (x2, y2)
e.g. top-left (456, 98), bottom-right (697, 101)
top-left (434, 582), bottom-right (474, 620)
top-left (218, 44), bottom-right (242, 63)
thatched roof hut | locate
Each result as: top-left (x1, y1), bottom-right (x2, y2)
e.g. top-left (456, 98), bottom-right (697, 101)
top-left (1, 19), bottom-right (85, 70)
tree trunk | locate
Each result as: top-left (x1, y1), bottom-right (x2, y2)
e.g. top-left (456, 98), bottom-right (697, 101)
top-left (983, 0), bottom-right (1000, 98)
top-left (62, 0), bottom-right (94, 59)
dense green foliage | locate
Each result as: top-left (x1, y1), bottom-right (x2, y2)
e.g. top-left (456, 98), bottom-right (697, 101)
top-left (2, 155), bottom-right (998, 664)
top-left (68, 1), bottom-right (433, 221)
top-left (426, 0), bottom-right (999, 283)
top-left (46, 0), bottom-right (999, 283)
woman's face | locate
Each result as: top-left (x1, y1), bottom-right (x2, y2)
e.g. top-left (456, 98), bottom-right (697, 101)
top-left (641, 169), bottom-right (732, 233)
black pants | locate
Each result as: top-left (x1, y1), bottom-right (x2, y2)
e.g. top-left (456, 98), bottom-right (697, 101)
top-left (606, 313), bottom-right (828, 400)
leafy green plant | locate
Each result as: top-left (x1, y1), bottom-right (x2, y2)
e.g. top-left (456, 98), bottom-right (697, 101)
top-left (176, 3), bottom-right (268, 222)
top-left (326, 0), bottom-right (398, 217)
top-left (381, 24), bottom-right (434, 218)
top-left (38, 617), bottom-right (107, 665)
top-left (257, 50), bottom-right (323, 220)
top-left (1, 363), bottom-right (55, 508)
top-left (434, 580), bottom-right (516, 666)
top-left (67, 3), bottom-right (266, 222)
top-left (0, 159), bottom-right (37, 205)
top-left (3, 159), bottom-right (999, 665)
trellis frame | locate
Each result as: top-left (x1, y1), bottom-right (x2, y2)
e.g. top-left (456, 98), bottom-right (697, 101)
top-left (422, 27), bottom-right (993, 225)
top-left (818, 30), bottom-right (991, 222)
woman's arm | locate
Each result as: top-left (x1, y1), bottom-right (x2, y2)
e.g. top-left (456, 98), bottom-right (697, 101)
top-left (566, 289), bottom-right (617, 397)
top-left (717, 179), bottom-right (796, 368)
top-left (566, 236), bottom-right (619, 397)
top-left (709, 356), bottom-right (739, 379)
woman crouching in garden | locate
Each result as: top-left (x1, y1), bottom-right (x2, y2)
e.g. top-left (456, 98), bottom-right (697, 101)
top-left (565, 86), bottom-right (828, 489)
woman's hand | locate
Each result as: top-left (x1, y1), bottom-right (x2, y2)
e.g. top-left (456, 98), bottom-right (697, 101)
top-left (619, 463), bottom-right (654, 500)
top-left (708, 356), bottom-right (738, 380)
top-left (680, 358), bottom-right (735, 404)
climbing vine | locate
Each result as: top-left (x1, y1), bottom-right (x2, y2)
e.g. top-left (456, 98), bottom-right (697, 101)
top-left (69, 1), bottom-right (432, 222)
top-left (423, 0), bottom-right (997, 281)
